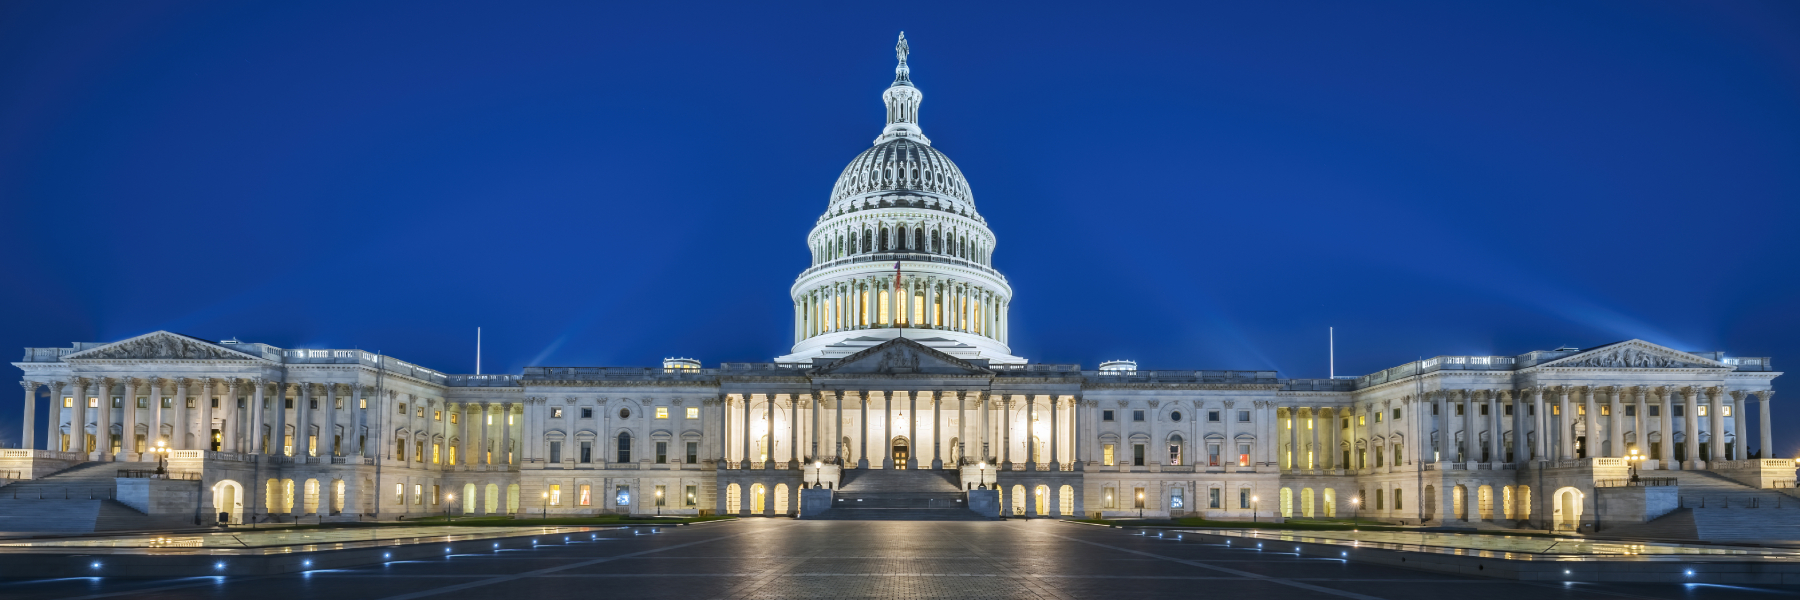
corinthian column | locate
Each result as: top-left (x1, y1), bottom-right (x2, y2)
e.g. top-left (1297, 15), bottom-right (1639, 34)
top-left (1707, 387), bottom-right (1725, 463)
top-left (19, 381), bottom-right (37, 452)
top-left (1760, 391), bottom-right (1776, 459)
top-left (1681, 386), bottom-right (1699, 466)
top-left (1731, 390), bottom-right (1747, 460)
top-left (69, 377), bottom-right (88, 454)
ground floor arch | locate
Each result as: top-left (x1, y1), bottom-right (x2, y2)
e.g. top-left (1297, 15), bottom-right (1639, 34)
top-left (506, 483), bottom-right (520, 513)
top-left (1059, 485), bottom-right (1074, 516)
top-left (1323, 488), bottom-right (1336, 517)
top-left (1033, 484), bottom-right (1049, 515)
top-left (1555, 486), bottom-right (1583, 531)
top-left (212, 479), bottom-right (244, 524)
top-left (1301, 488), bottom-right (1314, 517)
top-left (726, 483), bottom-right (742, 513)
top-left (1279, 487), bottom-right (1293, 518)
top-left (463, 483), bottom-right (476, 514)
top-left (750, 483), bottom-right (767, 513)
top-left (774, 483), bottom-right (790, 514)
top-left (485, 483), bottom-right (499, 515)
top-left (1011, 485), bottom-right (1026, 516)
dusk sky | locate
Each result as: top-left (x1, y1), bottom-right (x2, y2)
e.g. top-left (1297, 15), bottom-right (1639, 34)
top-left (2, 2), bottom-right (1796, 452)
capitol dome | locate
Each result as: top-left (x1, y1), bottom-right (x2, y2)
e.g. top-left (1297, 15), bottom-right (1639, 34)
top-left (826, 139), bottom-right (977, 218)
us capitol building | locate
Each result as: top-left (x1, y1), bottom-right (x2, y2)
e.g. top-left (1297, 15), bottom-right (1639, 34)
top-left (6, 35), bottom-right (1785, 531)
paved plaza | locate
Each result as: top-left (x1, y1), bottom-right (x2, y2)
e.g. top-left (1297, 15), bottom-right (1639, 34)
top-left (3, 520), bottom-right (1797, 600)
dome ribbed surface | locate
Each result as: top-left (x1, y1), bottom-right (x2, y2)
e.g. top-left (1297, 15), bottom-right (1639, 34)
top-left (829, 140), bottom-right (974, 208)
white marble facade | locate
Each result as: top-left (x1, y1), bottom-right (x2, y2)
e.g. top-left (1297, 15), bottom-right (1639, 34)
top-left (8, 35), bottom-right (1784, 526)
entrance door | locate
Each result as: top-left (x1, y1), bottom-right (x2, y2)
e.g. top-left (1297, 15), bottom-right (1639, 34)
top-left (892, 438), bottom-right (909, 469)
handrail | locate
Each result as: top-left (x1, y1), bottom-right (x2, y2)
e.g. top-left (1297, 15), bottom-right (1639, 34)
top-left (117, 470), bottom-right (202, 480)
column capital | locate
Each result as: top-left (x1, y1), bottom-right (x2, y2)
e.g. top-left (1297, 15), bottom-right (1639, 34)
top-left (1730, 390), bottom-right (1747, 402)
top-left (20, 380), bottom-right (38, 392)
top-left (1760, 390), bottom-right (1776, 402)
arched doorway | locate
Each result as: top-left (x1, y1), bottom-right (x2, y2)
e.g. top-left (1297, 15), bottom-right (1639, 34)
top-left (1422, 485), bottom-right (1437, 521)
top-left (1555, 487), bottom-right (1583, 531)
top-left (1034, 485), bottom-right (1048, 516)
top-left (212, 480), bottom-right (243, 525)
top-left (1011, 485), bottom-right (1026, 516)
top-left (725, 483), bottom-right (742, 514)
top-left (1279, 487), bottom-right (1293, 518)
top-left (892, 437), bottom-right (910, 470)
top-left (1301, 488), bottom-right (1315, 518)
top-left (463, 483), bottom-right (476, 514)
top-left (774, 484), bottom-right (790, 514)
top-left (1059, 485), bottom-right (1074, 516)
top-left (751, 483), bottom-right (767, 513)
top-left (1453, 485), bottom-right (1467, 521)
top-left (484, 484), bottom-right (499, 515)
top-left (506, 484), bottom-right (520, 514)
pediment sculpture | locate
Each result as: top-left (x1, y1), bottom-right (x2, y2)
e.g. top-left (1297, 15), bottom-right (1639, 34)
top-left (68, 332), bottom-right (253, 361)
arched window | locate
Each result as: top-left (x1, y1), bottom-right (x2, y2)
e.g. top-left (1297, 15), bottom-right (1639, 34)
top-left (913, 228), bottom-right (924, 251)
top-left (862, 229), bottom-right (873, 253)
top-left (932, 231), bottom-right (941, 253)
top-left (617, 432), bottom-right (632, 463)
top-left (879, 228), bottom-right (889, 251)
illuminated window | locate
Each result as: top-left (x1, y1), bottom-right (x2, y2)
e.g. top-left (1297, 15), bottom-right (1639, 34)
top-left (1552, 405), bottom-right (1561, 415)
top-left (395, 483), bottom-right (404, 505)
top-left (1374, 412), bottom-right (1382, 423)
top-left (434, 410), bottom-right (442, 421)
top-left (63, 397), bottom-right (72, 408)
top-left (1723, 405), bottom-right (1732, 417)
top-left (686, 407), bottom-right (700, 419)
top-left (398, 403), bottom-right (407, 415)
top-left (417, 407), bottom-right (424, 418)
top-left (551, 407), bottom-right (564, 418)
top-left (432, 485), bottom-right (439, 505)
top-left (414, 484), bottom-right (423, 505)
top-left (1698, 405), bottom-right (1708, 416)
top-left (1238, 443), bottom-right (1251, 467)
top-left (359, 398), bottom-right (367, 409)
top-left (1600, 405), bottom-right (1609, 416)
top-left (1103, 487), bottom-right (1116, 509)
top-left (432, 444), bottom-right (441, 464)
top-left (1577, 405), bottom-right (1585, 415)
top-left (579, 484), bottom-right (592, 506)
top-left (685, 485), bottom-right (698, 507)
top-left (1102, 444), bottom-right (1115, 466)
top-left (656, 407), bottom-right (669, 419)
top-left (450, 413), bottom-right (459, 424)
top-left (550, 484), bottom-right (561, 506)
top-left (655, 485), bottom-right (666, 508)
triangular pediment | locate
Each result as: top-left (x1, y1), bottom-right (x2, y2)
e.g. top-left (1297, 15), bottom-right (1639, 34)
top-left (1538, 340), bottom-right (1723, 370)
top-left (812, 337), bottom-right (992, 376)
top-left (62, 331), bottom-right (267, 362)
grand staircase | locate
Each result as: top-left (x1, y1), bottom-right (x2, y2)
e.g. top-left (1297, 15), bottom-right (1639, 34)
top-left (0, 461), bottom-right (196, 534)
top-left (809, 469), bottom-right (992, 520)
top-left (1604, 470), bottom-right (1800, 542)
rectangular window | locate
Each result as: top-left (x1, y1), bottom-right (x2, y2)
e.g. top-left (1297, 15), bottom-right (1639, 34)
top-left (1208, 410), bottom-right (1221, 422)
top-left (185, 397), bottom-right (195, 409)
top-left (1342, 417), bottom-right (1350, 429)
top-left (434, 410), bottom-right (442, 421)
top-left (580, 441), bottom-right (592, 463)
top-left (656, 407), bottom-right (669, 419)
top-left (1102, 410), bottom-right (1114, 422)
top-left (449, 446), bottom-right (458, 465)
top-left (416, 441), bottom-right (424, 462)
top-left (1240, 488), bottom-right (1251, 509)
top-left (1650, 405), bottom-right (1661, 417)
top-left (1480, 404), bottom-right (1489, 416)
top-left (551, 407), bottom-right (564, 418)
top-left (1102, 444), bottom-right (1115, 466)
top-left (686, 441), bottom-right (699, 464)
top-left (1358, 415), bottom-right (1366, 426)
top-left (685, 407), bottom-right (699, 419)
top-left (1432, 403), bottom-right (1438, 415)
top-left (1600, 405), bottom-right (1609, 416)
top-left (1238, 410), bottom-right (1250, 422)
top-left (208, 397), bottom-right (217, 408)
top-left (1698, 405), bottom-right (1708, 417)
top-left (450, 413), bottom-right (458, 424)
top-left (1504, 404), bottom-right (1513, 416)
top-left (1133, 488), bottom-right (1146, 509)
top-left (396, 440), bottom-right (406, 461)
top-left (1239, 443), bottom-right (1252, 466)
top-left (1455, 404), bottom-right (1464, 416)
top-left (1722, 405), bottom-right (1732, 417)
top-left (1393, 408), bottom-right (1401, 420)
top-left (549, 484), bottom-right (561, 506)
top-left (1132, 444), bottom-right (1146, 467)
top-left (656, 441), bottom-right (668, 464)
top-left (1374, 412), bottom-right (1383, 423)
top-left (549, 441), bottom-right (562, 463)
top-left (413, 484), bottom-right (422, 505)
top-left (685, 485), bottom-right (698, 507)
top-left (395, 483), bottom-right (404, 505)
top-left (1133, 410), bottom-right (1145, 422)
top-left (615, 485), bottom-right (630, 506)
top-left (432, 485), bottom-right (440, 505)
top-left (1170, 487), bottom-right (1184, 509)
top-left (418, 407), bottom-right (425, 418)
top-left (138, 397), bottom-right (148, 408)
top-left (1103, 487), bottom-right (1116, 509)
top-left (580, 484), bottom-right (592, 506)
top-left (1577, 405), bottom-right (1586, 415)
top-left (1673, 405), bottom-right (1684, 417)
top-left (1209, 488), bottom-right (1221, 509)
top-left (1169, 444), bottom-right (1181, 465)
top-left (432, 444), bottom-right (441, 464)
top-left (1625, 405), bottom-right (1636, 417)
top-left (359, 398), bottom-right (367, 409)
top-left (1393, 489), bottom-right (1403, 510)
top-left (618, 436), bottom-right (631, 463)
top-left (1553, 405), bottom-right (1561, 415)
top-left (655, 485), bottom-right (666, 507)
top-left (1207, 443), bottom-right (1220, 466)
top-left (398, 403), bottom-right (407, 414)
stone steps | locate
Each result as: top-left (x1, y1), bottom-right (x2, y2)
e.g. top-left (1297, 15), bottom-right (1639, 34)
top-left (810, 469), bottom-right (993, 520)
top-left (1661, 470), bottom-right (1797, 508)
top-left (1607, 507), bottom-right (1800, 542)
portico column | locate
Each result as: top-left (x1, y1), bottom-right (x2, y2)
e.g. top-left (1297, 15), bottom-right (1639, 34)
top-left (1608, 386), bottom-right (1624, 458)
top-left (1681, 387), bottom-right (1699, 466)
top-left (1654, 387), bottom-right (1672, 466)
top-left (1309, 407), bottom-right (1321, 470)
top-left (1707, 387), bottom-right (1725, 463)
top-left (201, 377), bottom-right (218, 452)
top-left (932, 392), bottom-right (944, 469)
top-left (906, 391), bottom-right (917, 469)
top-left (324, 384), bottom-right (338, 457)
top-left (96, 378), bottom-right (114, 457)
top-left (882, 392), bottom-right (894, 469)
top-left (740, 394), bottom-right (752, 468)
top-left (1073, 395), bottom-right (1085, 469)
top-left (1759, 391), bottom-right (1775, 459)
top-left (831, 391), bottom-right (844, 464)
top-left (1730, 391), bottom-right (1747, 460)
top-left (789, 395), bottom-right (800, 467)
top-left (1024, 396), bottom-right (1038, 470)
top-left (1460, 391), bottom-right (1475, 462)
top-left (1631, 387), bottom-right (1646, 457)
top-left (476, 402), bottom-right (490, 466)
top-left (1001, 395), bottom-right (1013, 468)
top-left (1431, 392), bottom-right (1446, 462)
top-left (977, 392), bottom-right (990, 462)
top-left (275, 383), bottom-right (293, 456)
top-left (1049, 396), bottom-right (1061, 469)
top-left (247, 379), bottom-right (264, 454)
top-left (68, 377), bottom-right (88, 454)
top-left (810, 393), bottom-right (821, 462)
top-left (1489, 391), bottom-right (1503, 462)
top-left (858, 391), bottom-right (870, 469)
top-left (301, 382), bottom-right (318, 461)
top-left (180, 378), bottom-right (199, 451)
top-left (1556, 387), bottom-right (1573, 460)
top-left (19, 381), bottom-right (36, 452)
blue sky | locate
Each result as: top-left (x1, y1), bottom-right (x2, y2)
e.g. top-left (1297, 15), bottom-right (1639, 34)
top-left (2, 2), bottom-right (1796, 451)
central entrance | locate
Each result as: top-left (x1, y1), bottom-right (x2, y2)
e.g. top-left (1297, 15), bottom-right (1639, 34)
top-left (892, 437), bottom-right (909, 470)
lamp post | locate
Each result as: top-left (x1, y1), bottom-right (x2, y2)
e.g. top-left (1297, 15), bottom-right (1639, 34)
top-left (1252, 495), bottom-right (1259, 524)
top-left (445, 493), bottom-right (454, 522)
top-left (152, 441), bottom-right (169, 476)
top-left (1351, 497), bottom-right (1360, 528)
top-left (541, 491), bottom-right (549, 520)
top-left (1136, 489), bottom-right (1144, 519)
top-left (813, 461), bottom-right (823, 489)
top-left (1627, 449), bottom-right (1643, 483)
top-left (978, 462), bottom-right (987, 490)
top-left (655, 487), bottom-right (663, 517)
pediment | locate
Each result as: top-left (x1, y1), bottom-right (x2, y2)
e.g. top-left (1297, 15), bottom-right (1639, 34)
top-left (1538, 340), bottom-right (1722, 370)
top-left (812, 337), bottom-right (992, 376)
top-left (62, 331), bottom-right (266, 362)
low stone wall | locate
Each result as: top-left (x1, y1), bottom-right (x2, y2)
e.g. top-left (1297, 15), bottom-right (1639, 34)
top-left (116, 478), bottom-right (201, 516)
top-left (1712, 459), bottom-right (1799, 489)
top-left (0, 450), bottom-right (88, 479)
top-left (1595, 485), bottom-right (1679, 529)
top-left (967, 489), bottom-right (1000, 517)
top-left (799, 488), bottom-right (833, 517)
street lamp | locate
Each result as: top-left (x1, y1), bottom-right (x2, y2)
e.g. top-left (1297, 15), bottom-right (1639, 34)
top-left (445, 493), bottom-right (455, 522)
top-left (1252, 495), bottom-right (1259, 524)
top-left (813, 461), bottom-right (823, 489)
top-left (541, 491), bottom-right (549, 519)
top-left (1351, 497), bottom-right (1360, 528)
top-left (1136, 489), bottom-right (1144, 519)
top-left (655, 487), bottom-right (664, 517)
top-left (1627, 449), bottom-right (1643, 483)
top-left (151, 441), bottom-right (169, 476)
top-left (978, 462), bottom-right (987, 490)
